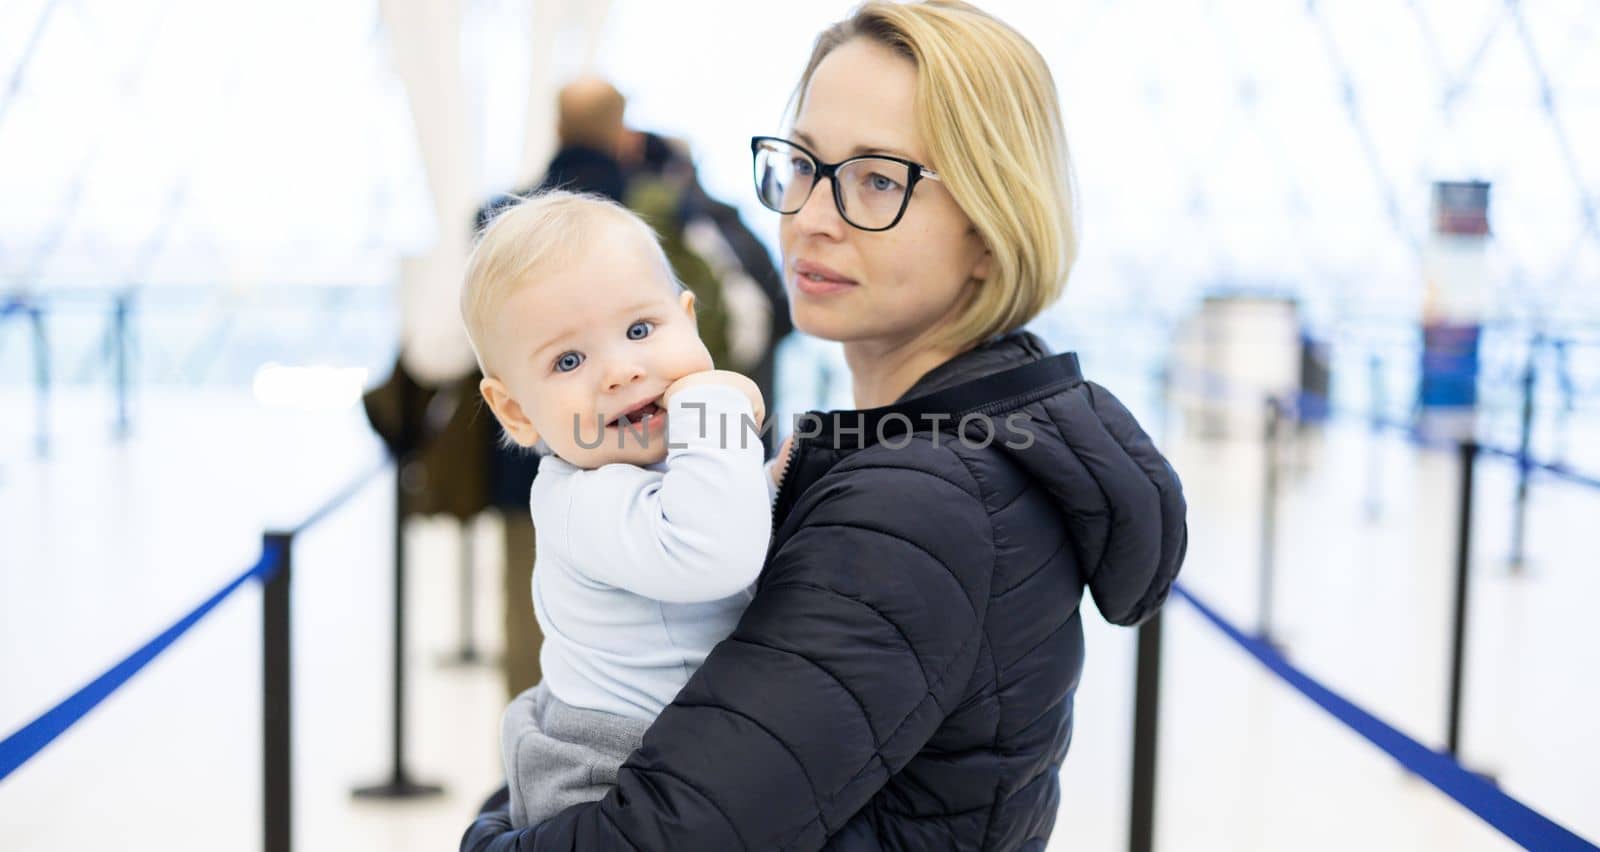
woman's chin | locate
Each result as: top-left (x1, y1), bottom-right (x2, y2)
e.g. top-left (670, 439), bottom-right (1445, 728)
top-left (790, 304), bottom-right (862, 342)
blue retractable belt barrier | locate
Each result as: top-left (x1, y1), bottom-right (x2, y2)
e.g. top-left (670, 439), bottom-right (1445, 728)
top-left (1180, 374), bottom-right (1600, 492)
top-left (0, 543), bottom-right (282, 782)
top-left (0, 459), bottom-right (384, 784)
top-left (1174, 583), bottom-right (1598, 851)
top-left (1477, 443), bottom-right (1600, 492)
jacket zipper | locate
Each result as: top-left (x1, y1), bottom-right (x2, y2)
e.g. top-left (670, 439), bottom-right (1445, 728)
top-left (769, 417), bottom-right (807, 541)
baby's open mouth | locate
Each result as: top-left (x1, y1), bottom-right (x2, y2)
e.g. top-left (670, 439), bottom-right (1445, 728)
top-left (606, 399), bottom-right (664, 428)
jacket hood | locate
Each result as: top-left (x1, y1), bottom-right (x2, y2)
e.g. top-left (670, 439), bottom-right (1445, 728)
top-left (900, 331), bottom-right (1188, 625)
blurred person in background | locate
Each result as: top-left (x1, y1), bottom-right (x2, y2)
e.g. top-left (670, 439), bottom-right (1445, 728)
top-left (464, 2), bottom-right (1187, 850)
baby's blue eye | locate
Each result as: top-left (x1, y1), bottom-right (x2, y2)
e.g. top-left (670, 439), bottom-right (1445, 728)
top-left (627, 320), bottom-right (654, 341)
top-left (554, 352), bottom-right (583, 373)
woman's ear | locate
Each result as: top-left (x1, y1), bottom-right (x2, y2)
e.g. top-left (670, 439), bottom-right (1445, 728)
top-left (479, 376), bottom-right (541, 448)
top-left (971, 246), bottom-right (993, 284)
top-left (678, 289), bottom-right (698, 323)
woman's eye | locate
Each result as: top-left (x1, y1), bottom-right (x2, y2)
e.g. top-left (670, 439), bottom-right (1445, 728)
top-left (867, 172), bottom-right (901, 192)
top-left (554, 352), bottom-right (583, 373)
top-left (791, 157), bottom-right (815, 177)
top-left (627, 320), bottom-right (654, 341)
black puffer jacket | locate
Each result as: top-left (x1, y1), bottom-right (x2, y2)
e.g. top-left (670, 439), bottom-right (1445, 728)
top-left (464, 331), bottom-right (1187, 851)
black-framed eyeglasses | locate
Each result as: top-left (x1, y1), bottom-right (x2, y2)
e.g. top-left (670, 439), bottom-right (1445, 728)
top-left (750, 135), bottom-right (942, 232)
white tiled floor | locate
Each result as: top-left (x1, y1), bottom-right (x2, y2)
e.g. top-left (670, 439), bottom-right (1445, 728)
top-left (1, 386), bottom-right (1596, 851)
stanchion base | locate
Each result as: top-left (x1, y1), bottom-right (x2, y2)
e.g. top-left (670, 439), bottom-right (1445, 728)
top-left (437, 648), bottom-right (496, 669)
top-left (1255, 632), bottom-right (1291, 655)
top-left (352, 775), bottom-right (446, 800)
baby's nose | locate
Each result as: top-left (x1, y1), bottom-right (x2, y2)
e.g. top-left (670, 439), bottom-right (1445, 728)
top-left (605, 362), bottom-right (647, 390)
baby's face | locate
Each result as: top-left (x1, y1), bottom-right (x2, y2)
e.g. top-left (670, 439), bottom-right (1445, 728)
top-left (487, 230), bottom-right (713, 468)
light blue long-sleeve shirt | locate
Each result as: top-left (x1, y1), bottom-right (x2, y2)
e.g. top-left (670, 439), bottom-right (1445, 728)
top-left (529, 384), bottom-right (773, 721)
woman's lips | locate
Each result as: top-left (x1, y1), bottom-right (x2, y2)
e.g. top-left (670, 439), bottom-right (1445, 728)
top-left (792, 260), bottom-right (858, 297)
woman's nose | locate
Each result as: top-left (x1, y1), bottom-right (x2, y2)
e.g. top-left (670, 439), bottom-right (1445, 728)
top-left (792, 175), bottom-right (846, 238)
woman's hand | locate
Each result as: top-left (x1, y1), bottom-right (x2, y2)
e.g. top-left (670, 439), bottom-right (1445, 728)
top-left (664, 369), bottom-right (766, 427)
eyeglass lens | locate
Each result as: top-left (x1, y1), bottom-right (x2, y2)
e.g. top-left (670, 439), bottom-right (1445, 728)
top-left (754, 139), bottom-right (913, 230)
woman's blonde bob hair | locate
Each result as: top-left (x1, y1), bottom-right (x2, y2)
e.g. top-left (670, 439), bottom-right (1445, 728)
top-left (791, 1), bottom-right (1078, 352)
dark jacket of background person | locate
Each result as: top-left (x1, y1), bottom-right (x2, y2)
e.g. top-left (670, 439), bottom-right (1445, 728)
top-left (480, 144), bottom-right (628, 216)
top-left (462, 330), bottom-right (1189, 851)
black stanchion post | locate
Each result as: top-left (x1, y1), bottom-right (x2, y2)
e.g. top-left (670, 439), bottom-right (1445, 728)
top-left (391, 468), bottom-right (408, 777)
top-left (30, 305), bottom-right (49, 457)
top-left (1128, 611), bottom-right (1163, 852)
top-left (1446, 440), bottom-right (1478, 758)
top-left (1507, 357), bottom-right (1535, 574)
top-left (460, 530), bottom-right (478, 661)
top-left (263, 532), bottom-right (293, 852)
top-left (1258, 397), bottom-right (1280, 642)
top-left (441, 523), bottom-right (484, 666)
top-left (1552, 338), bottom-right (1572, 461)
top-left (353, 458), bottom-right (443, 800)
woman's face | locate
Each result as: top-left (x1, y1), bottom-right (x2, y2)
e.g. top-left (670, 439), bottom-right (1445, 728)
top-left (779, 38), bottom-right (990, 350)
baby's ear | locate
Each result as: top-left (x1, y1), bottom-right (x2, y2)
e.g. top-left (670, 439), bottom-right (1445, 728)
top-left (479, 377), bottom-right (541, 448)
top-left (678, 289), bottom-right (698, 323)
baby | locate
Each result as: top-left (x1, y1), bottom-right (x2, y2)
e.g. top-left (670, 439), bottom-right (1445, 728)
top-left (461, 190), bottom-right (775, 828)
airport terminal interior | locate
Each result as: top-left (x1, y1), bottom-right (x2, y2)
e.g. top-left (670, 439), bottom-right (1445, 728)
top-left (3, 1), bottom-right (1598, 850)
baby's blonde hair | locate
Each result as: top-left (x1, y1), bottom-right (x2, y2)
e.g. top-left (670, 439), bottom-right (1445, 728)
top-left (792, 0), bottom-right (1079, 352)
top-left (461, 190), bottom-right (667, 375)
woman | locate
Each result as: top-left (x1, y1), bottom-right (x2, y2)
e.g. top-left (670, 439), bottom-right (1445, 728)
top-left (465, 2), bottom-right (1186, 849)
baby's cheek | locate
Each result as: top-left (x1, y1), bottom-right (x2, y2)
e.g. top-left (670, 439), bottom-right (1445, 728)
top-left (689, 337), bottom-right (715, 371)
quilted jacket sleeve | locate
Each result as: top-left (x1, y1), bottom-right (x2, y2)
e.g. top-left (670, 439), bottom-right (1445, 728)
top-left (462, 447), bottom-right (993, 852)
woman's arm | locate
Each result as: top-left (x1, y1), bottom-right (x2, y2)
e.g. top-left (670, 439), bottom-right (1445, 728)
top-left (463, 447), bottom-right (992, 852)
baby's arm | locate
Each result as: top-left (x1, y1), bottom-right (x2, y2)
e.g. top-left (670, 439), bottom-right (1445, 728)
top-left (558, 380), bottom-right (771, 603)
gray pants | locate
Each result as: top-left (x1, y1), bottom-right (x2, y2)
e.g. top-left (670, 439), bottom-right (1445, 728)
top-left (501, 684), bottom-right (650, 828)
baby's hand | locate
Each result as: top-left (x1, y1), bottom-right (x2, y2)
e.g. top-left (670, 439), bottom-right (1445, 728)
top-left (664, 370), bottom-right (766, 427)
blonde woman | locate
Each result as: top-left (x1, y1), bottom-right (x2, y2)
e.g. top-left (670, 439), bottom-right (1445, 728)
top-left (465, 2), bottom-right (1186, 849)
